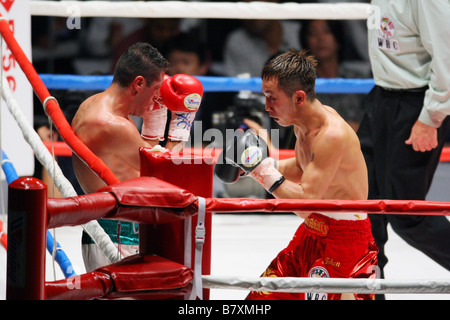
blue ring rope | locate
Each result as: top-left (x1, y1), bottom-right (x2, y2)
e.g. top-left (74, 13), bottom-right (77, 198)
top-left (1, 150), bottom-right (76, 278)
top-left (1, 150), bottom-right (18, 184)
top-left (39, 74), bottom-right (375, 94)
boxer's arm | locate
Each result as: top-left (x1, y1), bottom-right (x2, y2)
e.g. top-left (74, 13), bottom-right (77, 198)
top-left (278, 157), bottom-right (303, 183)
top-left (165, 140), bottom-right (183, 150)
top-left (141, 74), bottom-right (170, 142)
top-left (141, 108), bottom-right (183, 151)
top-left (272, 131), bottom-right (345, 200)
top-left (141, 102), bottom-right (167, 142)
top-left (219, 129), bottom-right (285, 192)
top-left (105, 117), bottom-right (160, 174)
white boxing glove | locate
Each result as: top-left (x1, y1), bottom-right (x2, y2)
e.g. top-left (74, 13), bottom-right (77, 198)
top-left (141, 102), bottom-right (167, 141)
top-left (248, 157), bottom-right (284, 193)
top-left (167, 111), bottom-right (197, 141)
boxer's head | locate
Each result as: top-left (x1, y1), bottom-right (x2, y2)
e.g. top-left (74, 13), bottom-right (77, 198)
top-left (113, 42), bottom-right (169, 89)
top-left (261, 49), bottom-right (318, 126)
top-left (262, 49), bottom-right (317, 102)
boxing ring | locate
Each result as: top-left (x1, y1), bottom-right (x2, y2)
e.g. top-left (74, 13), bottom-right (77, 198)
top-left (1, 1), bottom-right (450, 300)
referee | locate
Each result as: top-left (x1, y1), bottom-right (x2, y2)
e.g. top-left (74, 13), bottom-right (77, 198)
top-left (357, 0), bottom-right (450, 299)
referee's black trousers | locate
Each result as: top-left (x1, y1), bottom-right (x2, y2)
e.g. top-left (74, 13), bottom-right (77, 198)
top-left (357, 85), bottom-right (450, 281)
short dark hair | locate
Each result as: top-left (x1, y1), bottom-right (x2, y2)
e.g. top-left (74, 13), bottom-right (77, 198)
top-left (113, 42), bottom-right (169, 87)
top-left (262, 49), bottom-right (318, 101)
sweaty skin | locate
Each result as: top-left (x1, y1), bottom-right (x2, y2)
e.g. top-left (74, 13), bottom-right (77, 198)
top-left (71, 71), bottom-right (180, 194)
top-left (262, 77), bottom-right (368, 219)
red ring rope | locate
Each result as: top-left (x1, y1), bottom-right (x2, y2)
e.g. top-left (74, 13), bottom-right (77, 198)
top-left (0, 220), bottom-right (6, 249)
top-left (0, 14), bottom-right (119, 186)
top-left (43, 141), bottom-right (450, 163)
top-left (44, 178), bottom-right (450, 231)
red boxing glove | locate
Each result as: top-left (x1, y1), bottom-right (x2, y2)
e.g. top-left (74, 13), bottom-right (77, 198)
top-left (160, 74), bottom-right (203, 113)
top-left (161, 74), bottom-right (203, 141)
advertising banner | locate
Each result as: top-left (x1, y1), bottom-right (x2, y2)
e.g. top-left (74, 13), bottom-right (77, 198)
top-left (1, 0), bottom-right (33, 177)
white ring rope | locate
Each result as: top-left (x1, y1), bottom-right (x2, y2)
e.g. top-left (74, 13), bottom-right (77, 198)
top-left (30, 1), bottom-right (371, 20)
top-left (202, 276), bottom-right (450, 294)
top-left (0, 76), bottom-right (120, 265)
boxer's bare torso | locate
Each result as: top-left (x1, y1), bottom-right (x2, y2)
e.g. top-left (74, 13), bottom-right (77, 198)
top-left (72, 82), bottom-right (159, 194)
top-left (263, 77), bottom-right (368, 219)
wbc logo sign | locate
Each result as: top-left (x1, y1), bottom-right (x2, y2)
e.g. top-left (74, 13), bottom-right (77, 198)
top-left (1, 0), bottom-right (15, 12)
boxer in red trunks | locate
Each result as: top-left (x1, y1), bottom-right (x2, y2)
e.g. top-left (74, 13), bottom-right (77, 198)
top-left (247, 212), bottom-right (378, 300)
top-left (215, 49), bottom-right (378, 300)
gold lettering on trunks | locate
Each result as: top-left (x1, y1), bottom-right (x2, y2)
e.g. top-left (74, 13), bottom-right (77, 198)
top-left (304, 216), bottom-right (329, 236)
top-left (323, 257), bottom-right (340, 268)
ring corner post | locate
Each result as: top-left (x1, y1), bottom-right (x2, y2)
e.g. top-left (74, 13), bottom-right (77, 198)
top-left (7, 177), bottom-right (47, 300)
top-left (139, 149), bottom-right (214, 300)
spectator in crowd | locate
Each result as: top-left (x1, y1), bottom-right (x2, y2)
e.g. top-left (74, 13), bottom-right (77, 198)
top-left (32, 16), bottom-right (80, 74)
top-left (223, 0), bottom-right (300, 77)
top-left (299, 19), bottom-right (371, 131)
top-left (316, 0), bottom-right (371, 64)
top-left (162, 32), bottom-right (234, 146)
top-left (73, 0), bottom-right (144, 74)
top-left (111, 18), bottom-right (182, 71)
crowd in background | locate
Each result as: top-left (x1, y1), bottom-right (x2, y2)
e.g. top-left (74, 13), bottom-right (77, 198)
top-left (32, 0), bottom-right (371, 141)
top-left (31, 0), bottom-right (373, 197)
